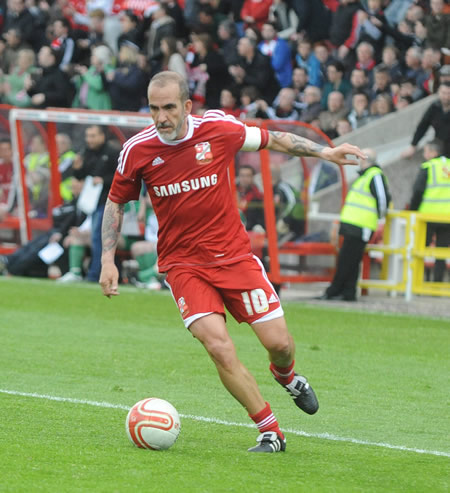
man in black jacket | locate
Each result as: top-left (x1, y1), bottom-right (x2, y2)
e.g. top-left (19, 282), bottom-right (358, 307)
top-left (1, 0), bottom-right (42, 48)
top-left (229, 36), bottom-right (280, 105)
top-left (293, 0), bottom-right (331, 43)
top-left (329, 0), bottom-right (361, 62)
top-left (26, 45), bottom-right (73, 108)
top-left (72, 125), bottom-right (119, 282)
top-left (402, 82), bottom-right (450, 159)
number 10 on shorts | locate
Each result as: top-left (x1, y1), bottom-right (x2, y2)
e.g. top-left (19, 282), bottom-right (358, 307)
top-left (241, 289), bottom-right (269, 315)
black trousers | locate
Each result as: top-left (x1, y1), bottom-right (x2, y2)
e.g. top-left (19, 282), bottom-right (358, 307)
top-left (426, 223), bottom-right (450, 282)
top-left (326, 234), bottom-right (367, 300)
top-left (6, 230), bottom-right (68, 277)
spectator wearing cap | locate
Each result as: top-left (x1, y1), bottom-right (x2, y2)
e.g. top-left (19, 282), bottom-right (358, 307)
top-left (25, 45), bottom-right (73, 108)
top-left (258, 21), bottom-right (292, 89)
top-left (105, 42), bottom-right (147, 112)
top-left (229, 36), bottom-right (280, 105)
top-left (424, 0), bottom-right (450, 51)
top-left (321, 61), bottom-right (352, 109)
top-left (402, 82), bottom-right (450, 159)
top-left (50, 17), bottom-right (75, 71)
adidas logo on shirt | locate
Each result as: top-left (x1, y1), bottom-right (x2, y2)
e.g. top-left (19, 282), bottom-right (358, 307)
top-left (152, 156), bottom-right (165, 166)
top-left (268, 294), bottom-right (278, 304)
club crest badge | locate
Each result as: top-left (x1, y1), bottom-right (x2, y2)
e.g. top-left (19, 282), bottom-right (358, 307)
top-left (195, 142), bottom-right (213, 165)
top-left (177, 297), bottom-right (189, 316)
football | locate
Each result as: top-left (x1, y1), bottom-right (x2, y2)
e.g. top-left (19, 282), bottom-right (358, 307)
top-left (125, 398), bottom-right (181, 450)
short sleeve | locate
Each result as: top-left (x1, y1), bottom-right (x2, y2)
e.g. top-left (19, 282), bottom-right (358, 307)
top-left (108, 147), bottom-right (141, 203)
top-left (108, 171), bottom-right (141, 203)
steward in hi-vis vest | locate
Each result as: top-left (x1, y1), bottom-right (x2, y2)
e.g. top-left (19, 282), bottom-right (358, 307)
top-left (411, 156), bottom-right (450, 215)
top-left (318, 148), bottom-right (391, 301)
top-left (339, 157), bottom-right (391, 243)
top-left (410, 139), bottom-right (450, 282)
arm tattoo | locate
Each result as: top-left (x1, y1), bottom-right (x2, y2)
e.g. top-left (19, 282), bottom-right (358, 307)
top-left (269, 131), bottom-right (325, 157)
top-left (102, 200), bottom-right (124, 254)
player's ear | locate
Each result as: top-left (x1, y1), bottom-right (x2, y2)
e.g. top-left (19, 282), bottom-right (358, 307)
top-left (184, 98), bottom-right (193, 115)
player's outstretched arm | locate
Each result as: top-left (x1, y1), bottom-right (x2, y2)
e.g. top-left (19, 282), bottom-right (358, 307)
top-left (265, 131), bottom-right (366, 166)
top-left (99, 198), bottom-right (124, 298)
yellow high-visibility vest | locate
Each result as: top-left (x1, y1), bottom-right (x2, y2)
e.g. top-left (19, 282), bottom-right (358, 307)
top-left (340, 167), bottom-right (384, 231)
top-left (418, 156), bottom-right (450, 215)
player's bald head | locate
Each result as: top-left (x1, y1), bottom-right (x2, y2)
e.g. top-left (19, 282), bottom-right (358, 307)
top-left (148, 71), bottom-right (189, 103)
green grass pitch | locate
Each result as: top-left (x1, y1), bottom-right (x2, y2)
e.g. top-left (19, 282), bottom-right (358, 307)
top-left (0, 277), bottom-right (449, 492)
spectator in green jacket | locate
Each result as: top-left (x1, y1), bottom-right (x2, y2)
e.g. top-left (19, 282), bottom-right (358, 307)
top-left (0, 48), bottom-right (36, 107)
top-left (72, 45), bottom-right (114, 110)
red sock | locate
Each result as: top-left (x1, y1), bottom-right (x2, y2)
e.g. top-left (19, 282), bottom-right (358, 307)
top-left (249, 402), bottom-right (284, 438)
top-left (270, 360), bottom-right (295, 385)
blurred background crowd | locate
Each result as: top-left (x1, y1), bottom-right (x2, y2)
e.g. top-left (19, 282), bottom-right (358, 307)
top-left (0, 0), bottom-right (449, 287)
top-left (0, 0), bottom-right (449, 139)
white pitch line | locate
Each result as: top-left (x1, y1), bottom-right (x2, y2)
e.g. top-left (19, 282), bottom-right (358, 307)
top-left (1, 388), bottom-right (449, 458)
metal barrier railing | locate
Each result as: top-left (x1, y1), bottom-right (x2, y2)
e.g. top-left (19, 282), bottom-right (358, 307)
top-left (359, 210), bottom-right (450, 300)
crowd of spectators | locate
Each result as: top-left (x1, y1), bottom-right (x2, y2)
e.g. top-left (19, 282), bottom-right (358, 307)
top-left (0, 0), bottom-right (448, 140)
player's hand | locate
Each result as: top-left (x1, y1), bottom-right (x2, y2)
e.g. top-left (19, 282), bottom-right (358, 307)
top-left (322, 144), bottom-right (367, 166)
top-left (99, 262), bottom-right (120, 298)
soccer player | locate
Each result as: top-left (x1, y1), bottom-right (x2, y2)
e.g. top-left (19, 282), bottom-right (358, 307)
top-left (100, 71), bottom-right (366, 453)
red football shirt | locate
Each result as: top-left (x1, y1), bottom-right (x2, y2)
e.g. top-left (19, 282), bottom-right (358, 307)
top-left (109, 111), bottom-right (261, 271)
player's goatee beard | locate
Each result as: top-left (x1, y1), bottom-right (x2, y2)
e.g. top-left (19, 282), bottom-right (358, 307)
top-left (157, 114), bottom-right (185, 141)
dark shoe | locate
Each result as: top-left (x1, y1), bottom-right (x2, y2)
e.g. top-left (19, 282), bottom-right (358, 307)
top-left (314, 293), bottom-right (344, 301)
top-left (342, 296), bottom-right (357, 302)
top-left (276, 374), bottom-right (319, 415)
top-left (248, 432), bottom-right (286, 453)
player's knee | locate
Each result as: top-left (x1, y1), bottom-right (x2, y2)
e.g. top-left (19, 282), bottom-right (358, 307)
top-left (266, 336), bottom-right (292, 358)
top-left (205, 340), bottom-right (237, 372)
